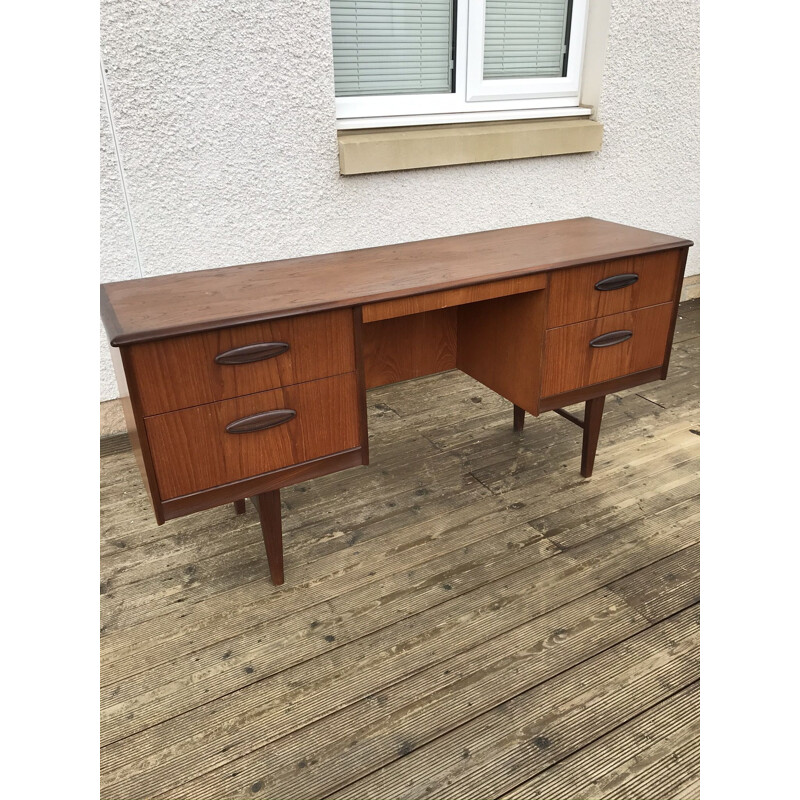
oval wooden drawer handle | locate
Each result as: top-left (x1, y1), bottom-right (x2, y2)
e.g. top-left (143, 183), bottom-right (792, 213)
top-left (215, 342), bottom-right (289, 365)
top-left (594, 273), bottom-right (639, 291)
top-left (589, 330), bottom-right (633, 348)
top-left (225, 409), bottom-right (296, 434)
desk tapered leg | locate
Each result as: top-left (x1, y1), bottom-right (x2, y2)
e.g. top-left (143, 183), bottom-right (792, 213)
top-left (581, 396), bottom-right (606, 478)
top-left (513, 404), bottom-right (526, 432)
top-left (251, 490), bottom-right (284, 585)
top-left (233, 499), bottom-right (246, 515)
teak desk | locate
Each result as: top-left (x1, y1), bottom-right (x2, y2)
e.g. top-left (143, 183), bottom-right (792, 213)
top-left (101, 217), bottom-right (693, 585)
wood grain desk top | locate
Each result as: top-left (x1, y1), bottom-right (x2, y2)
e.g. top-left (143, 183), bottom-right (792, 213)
top-left (101, 217), bottom-right (692, 346)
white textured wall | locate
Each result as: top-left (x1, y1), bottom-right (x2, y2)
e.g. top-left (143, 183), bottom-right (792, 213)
top-left (99, 0), bottom-right (699, 402)
top-left (100, 75), bottom-right (140, 402)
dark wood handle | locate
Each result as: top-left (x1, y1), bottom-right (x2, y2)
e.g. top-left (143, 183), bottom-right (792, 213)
top-left (225, 409), bottom-right (296, 434)
top-left (594, 273), bottom-right (639, 291)
top-left (215, 342), bottom-right (289, 365)
top-left (589, 330), bottom-right (633, 348)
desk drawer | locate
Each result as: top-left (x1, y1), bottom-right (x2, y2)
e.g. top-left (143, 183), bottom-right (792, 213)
top-left (541, 303), bottom-right (674, 398)
top-left (128, 309), bottom-right (355, 415)
top-left (546, 250), bottom-right (681, 328)
top-left (145, 372), bottom-right (361, 499)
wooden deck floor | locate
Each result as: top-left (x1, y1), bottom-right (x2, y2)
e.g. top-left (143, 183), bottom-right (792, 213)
top-left (100, 299), bottom-right (700, 800)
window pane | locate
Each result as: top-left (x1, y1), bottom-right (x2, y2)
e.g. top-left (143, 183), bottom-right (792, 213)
top-left (331, 1), bottom-right (454, 97)
top-left (483, 0), bottom-right (570, 80)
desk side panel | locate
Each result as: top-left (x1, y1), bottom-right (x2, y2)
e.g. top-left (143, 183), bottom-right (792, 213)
top-left (456, 290), bottom-right (547, 415)
top-left (661, 247), bottom-right (690, 379)
top-left (352, 307), bottom-right (370, 463)
top-left (110, 345), bottom-right (165, 524)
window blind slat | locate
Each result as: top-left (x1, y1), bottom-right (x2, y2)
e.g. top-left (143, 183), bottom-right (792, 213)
top-left (331, 0), bottom-right (454, 97)
top-left (483, 0), bottom-right (570, 80)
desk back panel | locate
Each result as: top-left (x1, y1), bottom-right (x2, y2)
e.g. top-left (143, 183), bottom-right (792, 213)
top-left (362, 309), bottom-right (458, 388)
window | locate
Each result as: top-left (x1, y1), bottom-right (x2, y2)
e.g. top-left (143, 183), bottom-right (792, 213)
top-left (331, 0), bottom-right (589, 129)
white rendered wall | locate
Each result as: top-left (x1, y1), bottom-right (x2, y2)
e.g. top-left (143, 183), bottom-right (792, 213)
top-left (99, 0), bottom-right (699, 402)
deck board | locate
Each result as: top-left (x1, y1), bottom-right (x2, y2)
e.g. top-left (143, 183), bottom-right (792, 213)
top-left (100, 299), bottom-right (700, 799)
top-left (328, 608), bottom-right (699, 800)
top-left (499, 682), bottom-right (699, 800)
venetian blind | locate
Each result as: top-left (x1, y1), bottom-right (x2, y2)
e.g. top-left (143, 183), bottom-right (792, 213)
top-left (331, 1), bottom-right (454, 97)
top-left (483, 0), bottom-right (570, 80)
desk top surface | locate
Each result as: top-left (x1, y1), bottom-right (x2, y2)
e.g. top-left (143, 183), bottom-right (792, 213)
top-left (101, 217), bottom-right (692, 346)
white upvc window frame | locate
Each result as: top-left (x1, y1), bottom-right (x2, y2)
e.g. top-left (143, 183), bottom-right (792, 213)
top-left (335, 0), bottom-right (589, 130)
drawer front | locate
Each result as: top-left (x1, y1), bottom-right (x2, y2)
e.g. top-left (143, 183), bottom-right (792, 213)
top-left (541, 303), bottom-right (674, 398)
top-left (145, 372), bottom-right (361, 499)
top-left (546, 250), bottom-right (681, 328)
top-left (362, 273), bottom-right (547, 322)
top-left (128, 309), bottom-right (356, 415)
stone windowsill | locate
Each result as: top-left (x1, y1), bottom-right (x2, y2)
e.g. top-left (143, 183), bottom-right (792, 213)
top-left (337, 117), bottom-right (604, 176)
